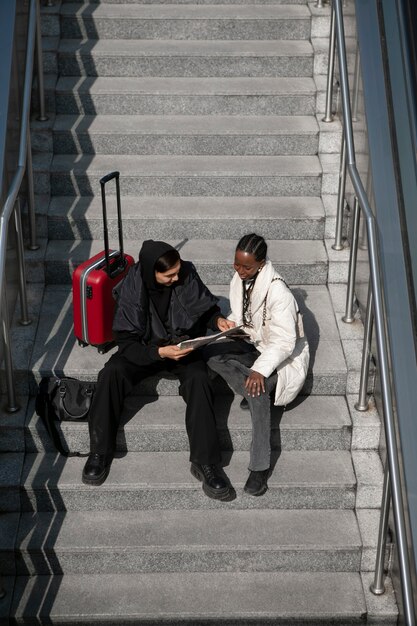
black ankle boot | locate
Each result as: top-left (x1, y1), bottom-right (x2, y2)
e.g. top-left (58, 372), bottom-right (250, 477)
top-left (190, 463), bottom-right (231, 501)
top-left (244, 469), bottom-right (270, 496)
top-left (82, 453), bottom-right (112, 486)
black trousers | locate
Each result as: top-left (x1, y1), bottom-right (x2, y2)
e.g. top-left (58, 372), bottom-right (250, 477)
top-left (88, 350), bottom-right (222, 465)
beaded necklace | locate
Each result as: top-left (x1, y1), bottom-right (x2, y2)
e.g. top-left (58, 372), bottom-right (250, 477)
top-left (242, 275), bottom-right (258, 327)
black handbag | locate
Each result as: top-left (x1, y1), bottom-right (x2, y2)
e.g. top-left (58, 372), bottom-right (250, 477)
top-left (35, 376), bottom-right (96, 456)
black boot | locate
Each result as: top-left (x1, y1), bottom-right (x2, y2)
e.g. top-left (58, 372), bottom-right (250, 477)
top-left (82, 453), bottom-right (112, 486)
top-left (244, 469), bottom-right (270, 496)
top-left (190, 463), bottom-right (231, 500)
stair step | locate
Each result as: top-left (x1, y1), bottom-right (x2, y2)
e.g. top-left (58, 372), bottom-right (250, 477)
top-left (19, 451), bottom-right (356, 511)
top-left (43, 238), bottom-right (326, 284)
top-left (60, 4), bottom-right (311, 40)
top-left (26, 394), bottom-right (352, 453)
top-left (60, 0), bottom-right (309, 5)
top-left (47, 154), bottom-right (321, 197)
top-left (9, 509), bottom-right (361, 575)
top-left (9, 572), bottom-right (367, 624)
top-left (58, 38), bottom-right (313, 77)
top-left (52, 114), bottom-right (319, 155)
top-left (47, 195), bottom-right (325, 240)
top-left (55, 76), bottom-right (317, 115)
top-left (25, 284), bottom-right (346, 396)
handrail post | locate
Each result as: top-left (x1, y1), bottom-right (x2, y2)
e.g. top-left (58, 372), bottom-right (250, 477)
top-left (26, 128), bottom-right (39, 251)
top-left (14, 198), bottom-right (32, 326)
top-left (322, 0), bottom-right (336, 122)
top-left (371, 463), bottom-right (391, 595)
top-left (1, 286), bottom-right (20, 413)
top-left (355, 284), bottom-right (374, 411)
top-left (342, 196), bottom-right (360, 323)
top-left (332, 128), bottom-right (347, 250)
top-left (36, 0), bottom-right (48, 121)
top-left (352, 43), bottom-right (361, 122)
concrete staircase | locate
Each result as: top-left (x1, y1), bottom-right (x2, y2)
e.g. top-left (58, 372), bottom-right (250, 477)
top-left (0, 0), bottom-right (398, 623)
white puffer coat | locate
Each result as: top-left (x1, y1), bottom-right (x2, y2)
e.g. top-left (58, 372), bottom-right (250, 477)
top-left (228, 260), bottom-right (310, 406)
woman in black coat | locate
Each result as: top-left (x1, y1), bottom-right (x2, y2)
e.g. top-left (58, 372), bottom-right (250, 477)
top-left (82, 240), bottom-right (233, 501)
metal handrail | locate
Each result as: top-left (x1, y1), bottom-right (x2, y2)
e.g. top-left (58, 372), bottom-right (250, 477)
top-left (0, 0), bottom-right (44, 411)
top-left (331, 0), bottom-right (416, 622)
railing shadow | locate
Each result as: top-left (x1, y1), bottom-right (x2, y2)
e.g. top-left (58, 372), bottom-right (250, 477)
top-left (9, 1), bottom-right (104, 621)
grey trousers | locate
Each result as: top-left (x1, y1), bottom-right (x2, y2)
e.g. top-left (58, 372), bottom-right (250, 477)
top-left (206, 341), bottom-right (277, 471)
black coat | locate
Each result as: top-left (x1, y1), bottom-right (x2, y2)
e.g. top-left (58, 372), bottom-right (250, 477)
top-left (112, 260), bottom-right (221, 366)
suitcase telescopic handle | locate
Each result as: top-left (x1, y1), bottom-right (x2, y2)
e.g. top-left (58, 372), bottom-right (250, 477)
top-left (99, 171), bottom-right (125, 276)
top-left (100, 171), bottom-right (119, 185)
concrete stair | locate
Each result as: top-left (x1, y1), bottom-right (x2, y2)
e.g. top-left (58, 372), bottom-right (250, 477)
top-left (7, 509), bottom-right (361, 574)
top-left (59, 4), bottom-right (311, 40)
top-left (25, 394), bottom-right (352, 453)
top-left (46, 196), bottom-right (325, 240)
top-left (52, 114), bottom-right (319, 155)
top-left (54, 76), bottom-right (317, 115)
top-left (46, 154), bottom-right (322, 196)
top-left (58, 39), bottom-right (314, 77)
top-left (6, 572), bottom-right (369, 624)
top-left (14, 450), bottom-right (356, 511)
top-left (42, 239), bottom-right (327, 283)
top-left (0, 0), bottom-right (399, 623)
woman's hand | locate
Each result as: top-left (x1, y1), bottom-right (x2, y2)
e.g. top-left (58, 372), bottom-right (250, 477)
top-left (158, 345), bottom-right (194, 361)
top-left (245, 370), bottom-right (265, 397)
top-left (217, 317), bottom-right (236, 332)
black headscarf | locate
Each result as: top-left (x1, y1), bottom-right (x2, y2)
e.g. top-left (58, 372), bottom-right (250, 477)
top-left (138, 240), bottom-right (178, 327)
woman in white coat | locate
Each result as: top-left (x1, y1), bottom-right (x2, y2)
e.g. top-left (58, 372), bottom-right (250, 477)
top-left (208, 234), bottom-right (309, 496)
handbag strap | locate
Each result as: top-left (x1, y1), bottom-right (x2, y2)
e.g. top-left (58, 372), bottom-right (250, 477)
top-left (262, 277), bottom-right (300, 326)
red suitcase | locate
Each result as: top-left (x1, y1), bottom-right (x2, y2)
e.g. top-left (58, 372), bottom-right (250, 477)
top-left (72, 171), bottom-right (135, 352)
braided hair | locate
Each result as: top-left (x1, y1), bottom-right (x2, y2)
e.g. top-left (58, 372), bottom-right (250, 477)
top-left (236, 233), bottom-right (267, 262)
top-left (236, 234), bottom-right (267, 327)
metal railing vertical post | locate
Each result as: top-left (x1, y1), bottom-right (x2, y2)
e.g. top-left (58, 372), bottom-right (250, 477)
top-left (1, 285), bottom-right (20, 413)
top-left (323, 1), bottom-right (336, 122)
top-left (370, 463), bottom-right (391, 595)
top-left (332, 128), bottom-right (347, 250)
top-left (352, 43), bottom-right (361, 122)
top-left (342, 196), bottom-right (360, 323)
top-left (26, 128), bottom-right (39, 251)
top-left (35, 0), bottom-right (47, 121)
top-left (355, 284), bottom-right (374, 411)
top-left (14, 198), bottom-right (32, 326)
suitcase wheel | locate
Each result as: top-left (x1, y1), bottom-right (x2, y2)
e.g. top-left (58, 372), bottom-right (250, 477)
top-left (77, 339), bottom-right (89, 348)
top-left (97, 341), bottom-right (115, 355)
